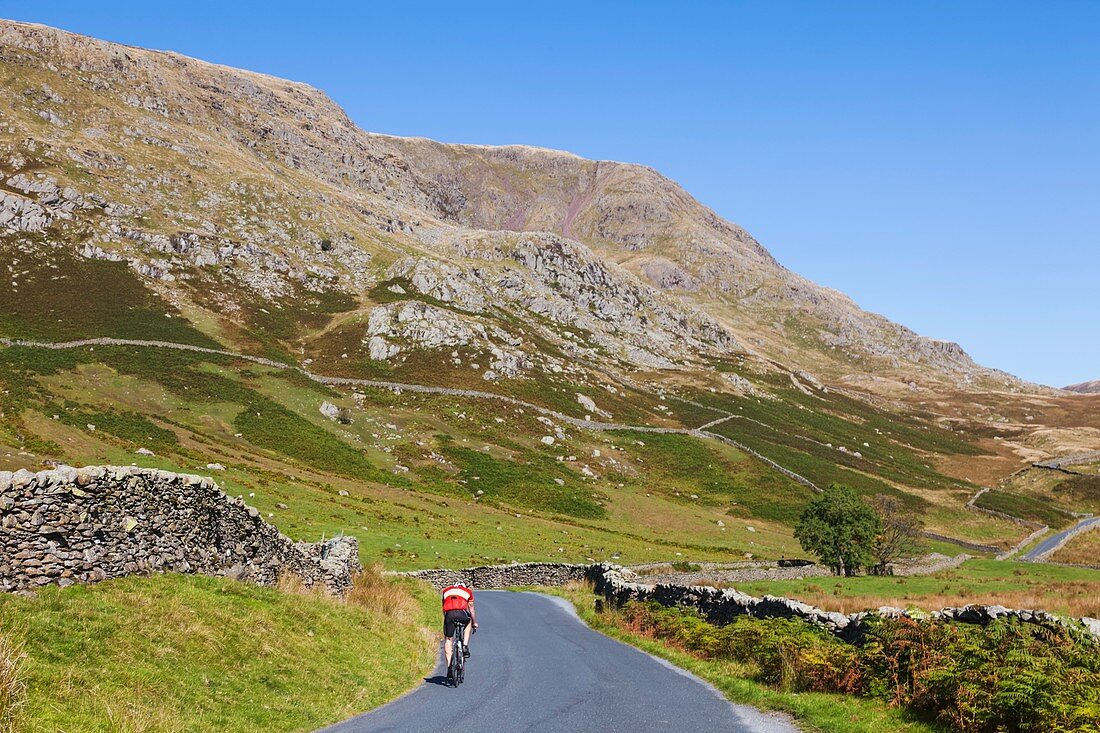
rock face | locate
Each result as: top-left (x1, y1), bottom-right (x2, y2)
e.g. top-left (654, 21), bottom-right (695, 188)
top-left (0, 466), bottom-right (360, 595)
top-left (0, 18), bottom-right (1035, 394)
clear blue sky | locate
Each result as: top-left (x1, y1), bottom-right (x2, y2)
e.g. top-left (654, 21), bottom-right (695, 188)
top-left (5, 2), bottom-right (1097, 387)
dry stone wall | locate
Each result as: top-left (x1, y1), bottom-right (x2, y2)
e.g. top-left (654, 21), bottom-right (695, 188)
top-left (398, 562), bottom-right (589, 589)
top-left (585, 564), bottom-right (1100, 642)
top-left (398, 561), bottom-right (1099, 641)
top-left (0, 466), bottom-right (359, 595)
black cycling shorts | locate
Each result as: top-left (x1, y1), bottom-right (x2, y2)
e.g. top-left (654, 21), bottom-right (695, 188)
top-left (443, 609), bottom-right (471, 636)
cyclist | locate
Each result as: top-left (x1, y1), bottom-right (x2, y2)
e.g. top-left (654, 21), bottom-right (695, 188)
top-left (441, 581), bottom-right (478, 678)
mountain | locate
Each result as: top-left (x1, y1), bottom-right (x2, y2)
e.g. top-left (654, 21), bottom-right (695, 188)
top-left (0, 18), bottom-right (1023, 393)
top-left (1065, 380), bottom-right (1100, 394)
top-left (3, 18), bottom-right (1099, 563)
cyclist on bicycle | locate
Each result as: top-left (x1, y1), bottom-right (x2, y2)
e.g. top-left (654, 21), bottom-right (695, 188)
top-left (442, 582), bottom-right (477, 677)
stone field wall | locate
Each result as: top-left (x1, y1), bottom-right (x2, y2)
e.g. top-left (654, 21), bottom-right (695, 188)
top-left (401, 561), bottom-right (1100, 642)
top-left (0, 465), bottom-right (360, 595)
top-left (585, 564), bottom-right (1100, 642)
top-left (398, 562), bottom-right (589, 589)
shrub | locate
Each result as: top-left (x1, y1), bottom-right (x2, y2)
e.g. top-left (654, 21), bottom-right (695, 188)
top-left (860, 616), bottom-right (1100, 732)
top-left (607, 601), bottom-right (1100, 733)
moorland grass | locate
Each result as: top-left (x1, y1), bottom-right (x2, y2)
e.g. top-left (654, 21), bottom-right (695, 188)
top-left (974, 489), bottom-right (1075, 528)
top-left (233, 396), bottom-right (398, 486)
top-left (1050, 529), bottom-right (1100, 567)
top-left (433, 440), bottom-right (606, 519)
top-left (48, 402), bottom-right (180, 454)
top-left (0, 240), bottom-right (219, 347)
top-left (607, 430), bottom-right (813, 524)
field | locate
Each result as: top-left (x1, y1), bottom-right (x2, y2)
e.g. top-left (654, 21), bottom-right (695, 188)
top-left (1050, 529), bottom-right (1100, 567)
top-left (0, 571), bottom-right (436, 733)
top-left (998, 466), bottom-right (1100, 516)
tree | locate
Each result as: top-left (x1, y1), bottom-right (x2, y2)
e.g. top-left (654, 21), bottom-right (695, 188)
top-left (795, 483), bottom-right (882, 576)
top-left (868, 494), bottom-right (925, 575)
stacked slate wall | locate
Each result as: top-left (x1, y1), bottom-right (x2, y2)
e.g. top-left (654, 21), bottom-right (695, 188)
top-left (399, 561), bottom-right (1100, 641)
top-left (0, 465), bottom-right (359, 595)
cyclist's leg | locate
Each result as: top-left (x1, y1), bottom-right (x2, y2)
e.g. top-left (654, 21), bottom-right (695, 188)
top-left (442, 612), bottom-right (455, 671)
top-left (462, 616), bottom-right (472, 657)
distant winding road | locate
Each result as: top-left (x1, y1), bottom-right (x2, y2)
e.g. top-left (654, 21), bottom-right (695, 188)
top-left (1022, 516), bottom-right (1100, 562)
top-left (0, 337), bottom-right (821, 491)
top-left (321, 591), bottom-right (796, 733)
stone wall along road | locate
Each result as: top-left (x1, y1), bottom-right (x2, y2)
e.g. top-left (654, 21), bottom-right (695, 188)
top-left (0, 465), bottom-right (359, 595)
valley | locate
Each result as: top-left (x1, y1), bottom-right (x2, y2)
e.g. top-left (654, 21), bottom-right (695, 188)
top-left (1, 16), bottom-right (1099, 733)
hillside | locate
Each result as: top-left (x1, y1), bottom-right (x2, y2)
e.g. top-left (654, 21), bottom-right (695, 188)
top-left (1066, 380), bottom-right (1100, 394)
top-left (1, 17), bottom-right (1099, 567)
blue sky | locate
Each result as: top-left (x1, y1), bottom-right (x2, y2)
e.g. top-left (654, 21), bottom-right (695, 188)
top-left (4, 2), bottom-right (1097, 387)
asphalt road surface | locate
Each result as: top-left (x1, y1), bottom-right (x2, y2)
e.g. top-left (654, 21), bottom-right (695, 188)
top-left (1022, 516), bottom-right (1100, 561)
top-left (322, 590), bottom-right (796, 733)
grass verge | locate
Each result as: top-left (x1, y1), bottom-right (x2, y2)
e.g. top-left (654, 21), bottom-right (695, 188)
top-left (0, 571), bottom-right (437, 733)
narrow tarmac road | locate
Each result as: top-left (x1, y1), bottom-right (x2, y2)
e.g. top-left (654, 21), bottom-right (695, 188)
top-left (1023, 516), bottom-right (1100, 561)
top-left (321, 591), bottom-right (796, 733)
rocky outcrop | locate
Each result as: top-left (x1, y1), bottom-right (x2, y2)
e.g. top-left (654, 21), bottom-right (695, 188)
top-left (0, 466), bottom-right (360, 595)
top-left (363, 300), bottom-right (530, 378)
top-left (0, 190), bottom-right (51, 233)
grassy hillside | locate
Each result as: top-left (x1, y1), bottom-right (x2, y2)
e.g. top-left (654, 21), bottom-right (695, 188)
top-left (0, 571), bottom-right (436, 733)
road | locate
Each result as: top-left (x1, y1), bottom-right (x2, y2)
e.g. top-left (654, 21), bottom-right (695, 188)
top-left (321, 591), bottom-right (796, 733)
top-left (1022, 516), bottom-right (1100, 561)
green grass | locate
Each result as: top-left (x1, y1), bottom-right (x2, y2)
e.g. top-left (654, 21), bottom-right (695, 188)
top-left (49, 402), bottom-right (180, 454)
top-left (0, 574), bottom-right (435, 733)
top-left (433, 440), bottom-right (606, 519)
top-left (550, 586), bottom-right (941, 733)
top-left (974, 490), bottom-right (1075, 528)
top-left (686, 378), bottom-right (982, 496)
top-left (233, 396), bottom-right (397, 485)
top-left (607, 430), bottom-right (814, 523)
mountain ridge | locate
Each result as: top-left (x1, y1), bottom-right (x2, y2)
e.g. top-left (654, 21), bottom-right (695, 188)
top-left (0, 16), bottom-right (1039, 397)
top-left (1065, 380), bottom-right (1100, 394)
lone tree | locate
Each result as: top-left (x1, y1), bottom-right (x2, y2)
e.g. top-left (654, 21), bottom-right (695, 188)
top-left (868, 494), bottom-right (925, 575)
top-left (795, 483), bottom-right (882, 576)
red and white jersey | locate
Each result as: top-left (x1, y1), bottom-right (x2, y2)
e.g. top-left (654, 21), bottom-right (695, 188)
top-left (441, 584), bottom-right (474, 612)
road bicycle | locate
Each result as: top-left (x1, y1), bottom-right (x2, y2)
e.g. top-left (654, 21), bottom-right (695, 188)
top-left (448, 621), bottom-right (474, 686)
